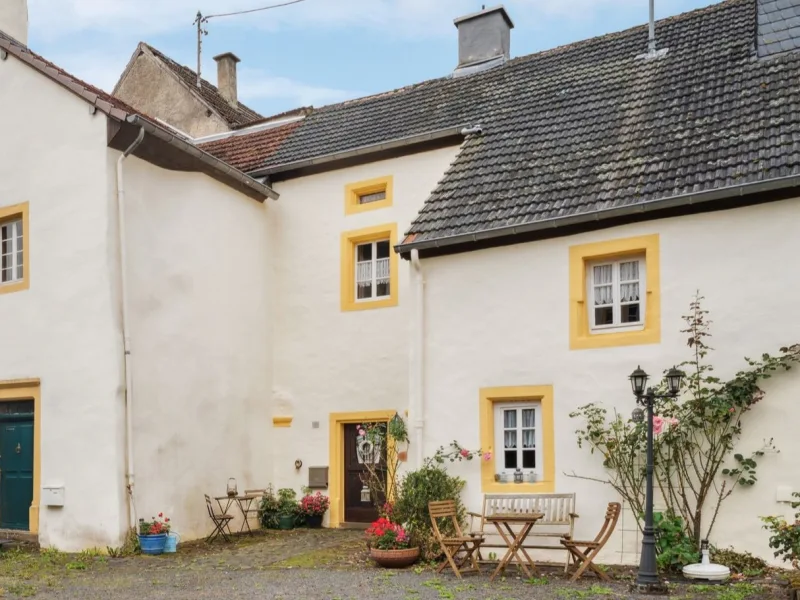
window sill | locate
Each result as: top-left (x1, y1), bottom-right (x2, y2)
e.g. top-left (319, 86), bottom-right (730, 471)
top-left (342, 296), bottom-right (398, 312)
top-left (0, 279), bottom-right (29, 295)
top-left (481, 480), bottom-right (555, 494)
top-left (570, 327), bottom-right (659, 350)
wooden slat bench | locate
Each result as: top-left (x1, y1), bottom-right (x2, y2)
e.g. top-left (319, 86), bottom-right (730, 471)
top-left (468, 493), bottom-right (578, 571)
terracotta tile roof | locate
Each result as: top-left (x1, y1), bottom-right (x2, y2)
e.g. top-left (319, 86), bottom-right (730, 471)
top-left (143, 43), bottom-right (263, 128)
top-left (197, 121), bottom-right (302, 173)
top-left (0, 31), bottom-right (141, 121)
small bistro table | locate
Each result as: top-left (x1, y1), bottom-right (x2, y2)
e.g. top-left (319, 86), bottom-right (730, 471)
top-left (214, 494), bottom-right (261, 534)
top-left (486, 512), bottom-right (545, 581)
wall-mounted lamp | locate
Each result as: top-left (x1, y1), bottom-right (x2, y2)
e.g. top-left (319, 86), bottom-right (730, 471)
top-left (294, 459), bottom-right (303, 470)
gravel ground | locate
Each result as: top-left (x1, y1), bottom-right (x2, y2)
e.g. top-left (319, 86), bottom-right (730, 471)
top-left (0, 530), bottom-right (788, 600)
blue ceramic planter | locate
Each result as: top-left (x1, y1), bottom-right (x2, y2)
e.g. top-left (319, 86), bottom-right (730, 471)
top-left (139, 533), bottom-right (167, 555)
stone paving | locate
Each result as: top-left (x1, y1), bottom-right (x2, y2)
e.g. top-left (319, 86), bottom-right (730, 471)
top-left (0, 529), bottom-right (788, 599)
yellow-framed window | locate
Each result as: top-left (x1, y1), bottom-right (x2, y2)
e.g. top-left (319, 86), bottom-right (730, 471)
top-left (479, 385), bottom-right (555, 493)
top-left (569, 234), bottom-right (660, 350)
top-left (340, 223), bottom-right (398, 312)
top-left (0, 202), bottom-right (29, 295)
top-left (344, 176), bottom-right (393, 215)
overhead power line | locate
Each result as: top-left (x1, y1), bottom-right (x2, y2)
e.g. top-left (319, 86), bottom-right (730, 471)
top-left (194, 0), bottom-right (308, 87)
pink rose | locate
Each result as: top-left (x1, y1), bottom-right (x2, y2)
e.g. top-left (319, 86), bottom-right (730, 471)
top-left (653, 415), bottom-right (665, 435)
top-left (459, 449), bottom-right (470, 458)
top-left (358, 428), bottom-right (366, 436)
top-left (669, 417), bottom-right (679, 427)
top-left (483, 452), bottom-right (492, 461)
top-left (729, 407), bottom-right (735, 414)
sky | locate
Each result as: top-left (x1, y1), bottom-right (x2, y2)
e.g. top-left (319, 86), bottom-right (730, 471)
top-left (27, 0), bottom-right (723, 118)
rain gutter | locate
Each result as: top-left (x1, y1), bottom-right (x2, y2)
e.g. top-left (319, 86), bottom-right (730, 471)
top-left (125, 115), bottom-right (279, 201)
top-left (398, 174), bottom-right (800, 255)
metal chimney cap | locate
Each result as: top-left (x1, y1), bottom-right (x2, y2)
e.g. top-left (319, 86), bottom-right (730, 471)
top-left (454, 5), bottom-right (514, 29)
top-left (213, 52), bottom-right (241, 64)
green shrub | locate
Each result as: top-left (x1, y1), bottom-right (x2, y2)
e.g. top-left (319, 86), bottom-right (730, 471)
top-left (710, 547), bottom-right (768, 576)
top-left (761, 492), bottom-right (800, 569)
top-left (654, 511), bottom-right (699, 572)
top-left (392, 461), bottom-right (466, 560)
top-left (258, 485), bottom-right (280, 529)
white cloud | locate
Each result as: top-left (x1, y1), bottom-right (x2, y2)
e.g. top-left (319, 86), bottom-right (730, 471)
top-left (238, 67), bottom-right (361, 106)
top-left (28, 0), bottom-right (701, 40)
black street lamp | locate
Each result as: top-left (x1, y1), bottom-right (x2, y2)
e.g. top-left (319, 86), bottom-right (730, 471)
top-left (629, 365), bottom-right (684, 594)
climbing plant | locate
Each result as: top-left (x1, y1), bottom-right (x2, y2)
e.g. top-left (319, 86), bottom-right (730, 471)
top-left (569, 293), bottom-right (800, 546)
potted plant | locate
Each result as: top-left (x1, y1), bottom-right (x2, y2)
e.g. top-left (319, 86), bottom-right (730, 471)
top-left (299, 491), bottom-right (330, 528)
top-left (138, 513), bottom-right (170, 555)
top-left (277, 488), bottom-right (298, 530)
top-left (365, 517), bottom-right (419, 568)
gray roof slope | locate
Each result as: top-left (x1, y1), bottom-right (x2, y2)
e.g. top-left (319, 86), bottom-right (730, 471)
top-left (246, 0), bottom-right (800, 250)
top-left (400, 0), bottom-right (800, 247)
top-left (758, 0), bottom-right (800, 56)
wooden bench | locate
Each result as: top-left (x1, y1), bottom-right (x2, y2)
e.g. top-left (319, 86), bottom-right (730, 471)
top-left (468, 493), bottom-right (578, 571)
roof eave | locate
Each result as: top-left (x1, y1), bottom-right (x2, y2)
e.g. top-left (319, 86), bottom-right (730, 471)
top-left (249, 125), bottom-right (467, 177)
top-left (397, 174), bottom-right (800, 256)
top-left (125, 115), bottom-right (279, 201)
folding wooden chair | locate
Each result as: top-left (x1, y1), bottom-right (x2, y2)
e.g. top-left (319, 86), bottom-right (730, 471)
top-left (243, 489), bottom-right (267, 530)
top-left (560, 502), bottom-right (621, 581)
top-left (205, 494), bottom-right (234, 543)
top-left (429, 500), bottom-right (484, 579)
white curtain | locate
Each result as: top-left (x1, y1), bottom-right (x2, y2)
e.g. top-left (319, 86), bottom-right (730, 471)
top-left (619, 261), bottom-right (640, 302)
top-left (375, 257), bottom-right (390, 285)
top-left (356, 260), bottom-right (372, 289)
top-left (593, 264), bottom-right (613, 305)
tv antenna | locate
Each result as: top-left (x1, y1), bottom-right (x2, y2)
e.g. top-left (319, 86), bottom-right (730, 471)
top-left (193, 0), bottom-right (306, 88)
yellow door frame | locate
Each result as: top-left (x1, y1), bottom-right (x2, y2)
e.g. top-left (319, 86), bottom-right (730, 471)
top-left (0, 379), bottom-right (41, 534)
top-left (328, 409), bottom-right (396, 528)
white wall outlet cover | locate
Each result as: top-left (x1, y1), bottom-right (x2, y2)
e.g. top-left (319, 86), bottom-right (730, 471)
top-left (776, 485), bottom-right (794, 502)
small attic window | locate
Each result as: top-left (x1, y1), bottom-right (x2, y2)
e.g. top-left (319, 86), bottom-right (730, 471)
top-left (344, 176), bottom-right (393, 215)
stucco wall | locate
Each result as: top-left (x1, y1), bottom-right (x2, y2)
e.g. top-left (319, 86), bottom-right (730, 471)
top-left (420, 198), bottom-right (800, 565)
top-left (115, 52), bottom-right (230, 139)
top-left (268, 147), bottom-right (461, 509)
top-left (121, 157), bottom-right (273, 541)
top-left (0, 54), bottom-right (127, 550)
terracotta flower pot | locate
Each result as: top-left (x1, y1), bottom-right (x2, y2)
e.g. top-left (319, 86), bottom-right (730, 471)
top-left (370, 546), bottom-right (420, 568)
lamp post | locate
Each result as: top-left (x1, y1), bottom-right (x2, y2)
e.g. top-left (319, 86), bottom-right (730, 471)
top-left (629, 365), bottom-right (684, 595)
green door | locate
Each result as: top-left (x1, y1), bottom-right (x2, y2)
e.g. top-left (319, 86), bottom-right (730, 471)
top-left (0, 417), bottom-right (34, 530)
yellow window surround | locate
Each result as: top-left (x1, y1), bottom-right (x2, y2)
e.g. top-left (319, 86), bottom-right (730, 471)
top-left (0, 378), bottom-right (41, 534)
top-left (0, 202), bottom-right (30, 296)
top-left (344, 176), bottom-right (393, 215)
top-left (272, 416), bottom-right (292, 428)
top-left (480, 385), bottom-right (555, 494)
top-left (328, 410), bottom-right (397, 528)
top-left (569, 234), bottom-right (660, 350)
top-left (340, 223), bottom-right (399, 312)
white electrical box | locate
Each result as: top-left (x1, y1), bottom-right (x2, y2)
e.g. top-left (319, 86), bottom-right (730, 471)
top-left (42, 486), bottom-right (65, 507)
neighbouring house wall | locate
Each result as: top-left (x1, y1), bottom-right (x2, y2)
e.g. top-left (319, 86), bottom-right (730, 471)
top-left (0, 54), bottom-right (128, 550)
top-left (121, 157), bottom-right (273, 541)
top-left (421, 198), bottom-right (800, 566)
top-left (268, 146), bottom-right (461, 515)
top-left (114, 52), bottom-right (230, 138)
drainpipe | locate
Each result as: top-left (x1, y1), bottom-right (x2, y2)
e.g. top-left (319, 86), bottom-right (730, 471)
top-left (116, 127), bottom-right (145, 532)
top-left (410, 249), bottom-right (425, 467)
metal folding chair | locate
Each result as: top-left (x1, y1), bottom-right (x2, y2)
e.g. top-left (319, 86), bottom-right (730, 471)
top-left (205, 494), bottom-right (234, 543)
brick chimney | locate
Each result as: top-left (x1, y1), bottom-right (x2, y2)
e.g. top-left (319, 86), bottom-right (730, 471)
top-left (453, 5), bottom-right (514, 73)
top-left (213, 52), bottom-right (241, 106)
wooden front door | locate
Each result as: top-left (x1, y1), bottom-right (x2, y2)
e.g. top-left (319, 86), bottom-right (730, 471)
top-left (0, 402), bottom-right (34, 530)
top-left (343, 423), bottom-right (386, 523)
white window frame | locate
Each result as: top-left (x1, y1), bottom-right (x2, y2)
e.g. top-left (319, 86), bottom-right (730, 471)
top-left (354, 239), bottom-right (391, 302)
top-left (493, 402), bottom-right (542, 477)
top-left (0, 218), bottom-right (23, 285)
top-left (587, 255), bottom-right (646, 333)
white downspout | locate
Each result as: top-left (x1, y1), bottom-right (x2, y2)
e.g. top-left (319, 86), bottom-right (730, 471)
top-left (116, 127), bottom-right (145, 532)
top-left (410, 249), bottom-right (425, 467)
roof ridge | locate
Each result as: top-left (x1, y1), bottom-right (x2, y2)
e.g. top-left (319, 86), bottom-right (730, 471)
top-left (140, 41), bottom-right (264, 127)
